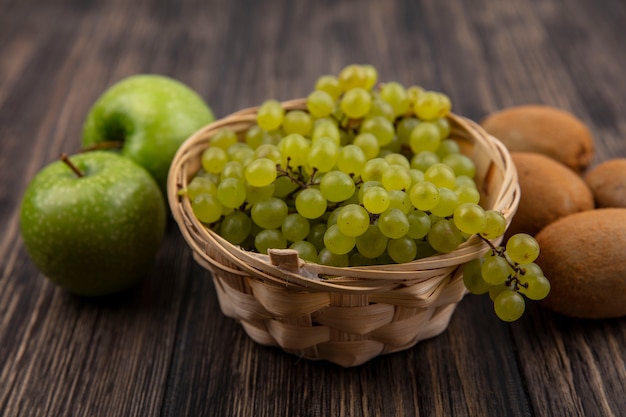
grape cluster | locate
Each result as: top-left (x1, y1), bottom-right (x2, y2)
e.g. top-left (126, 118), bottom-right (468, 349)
top-left (464, 233), bottom-right (551, 321)
top-left (184, 63), bottom-right (549, 321)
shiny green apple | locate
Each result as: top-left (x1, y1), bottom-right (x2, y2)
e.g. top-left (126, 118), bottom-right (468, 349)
top-left (82, 74), bottom-right (214, 192)
top-left (19, 151), bottom-right (167, 296)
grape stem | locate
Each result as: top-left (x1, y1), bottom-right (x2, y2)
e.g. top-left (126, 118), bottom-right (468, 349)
top-left (476, 234), bottom-right (529, 291)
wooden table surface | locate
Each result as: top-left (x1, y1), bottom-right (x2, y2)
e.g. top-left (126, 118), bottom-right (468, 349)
top-left (1, 0), bottom-right (625, 416)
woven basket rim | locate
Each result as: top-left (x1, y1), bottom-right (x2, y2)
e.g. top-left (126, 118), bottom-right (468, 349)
top-left (167, 98), bottom-right (520, 293)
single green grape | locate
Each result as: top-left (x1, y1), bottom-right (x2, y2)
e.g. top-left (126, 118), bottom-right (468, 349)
top-left (245, 125), bottom-right (270, 149)
top-left (245, 183), bottom-right (275, 204)
top-left (283, 110), bottom-right (313, 136)
top-left (397, 117), bottom-right (421, 145)
top-left (186, 176), bottom-right (217, 201)
top-left (281, 213), bottom-right (311, 242)
top-left (360, 116), bottom-right (395, 146)
top-left (295, 188), bottom-right (327, 219)
top-left (409, 122), bottom-right (441, 154)
top-left (380, 81), bottom-right (410, 117)
top-left (518, 269), bottom-right (551, 301)
top-left (289, 240), bottom-right (319, 263)
top-left (279, 133), bottom-right (310, 168)
top-left (337, 204), bottom-right (370, 237)
top-left (221, 161), bottom-right (244, 180)
top-left (318, 248), bottom-right (350, 267)
top-left (362, 64), bottom-right (378, 90)
top-left (443, 154), bottom-right (476, 178)
top-left (378, 208), bottom-right (410, 239)
top-left (355, 225), bottom-right (388, 258)
top-left (272, 175), bottom-right (299, 198)
top-left (337, 144), bottom-right (367, 176)
top-left (255, 229), bottom-right (287, 254)
top-left (462, 258), bottom-right (491, 295)
top-left (253, 144), bottom-right (282, 165)
top-left (315, 75), bottom-right (342, 100)
top-left (338, 64), bottom-right (368, 91)
top-left (340, 87), bottom-right (372, 119)
top-left (319, 171), bottom-right (356, 202)
top-left (220, 211), bottom-right (252, 245)
top-left (424, 163), bottom-right (456, 189)
top-left (311, 120), bottom-right (341, 145)
top-left (257, 99), bottom-right (284, 131)
top-left (430, 187), bottom-right (459, 217)
top-left (381, 164), bottom-right (412, 191)
top-left (308, 137), bottom-right (339, 173)
top-left (494, 290), bottom-right (525, 322)
top-left (324, 224), bottom-right (356, 255)
top-left (353, 133), bottom-right (380, 160)
top-left (506, 233), bottom-right (540, 264)
top-left (307, 90), bottom-right (335, 118)
top-left (410, 151), bottom-right (440, 172)
top-left (455, 185), bottom-right (481, 205)
top-left (210, 128), bottom-right (238, 150)
top-left (388, 236), bottom-right (418, 263)
top-left (367, 98), bottom-right (395, 122)
top-left (481, 210), bottom-right (507, 240)
top-left (307, 222), bottom-right (327, 252)
top-left (453, 203), bottom-right (487, 234)
top-left (192, 194), bottom-right (223, 224)
top-left (436, 139), bottom-right (461, 160)
top-left (414, 91), bottom-right (447, 121)
top-left (216, 178), bottom-right (246, 208)
top-left (409, 181), bottom-right (440, 211)
top-left (201, 146), bottom-right (229, 174)
top-left (245, 158), bottom-right (277, 187)
top-left (481, 255), bottom-right (512, 285)
top-left (251, 197), bottom-right (288, 229)
top-left (361, 158), bottom-right (390, 182)
top-left (427, 219), bottom-right (464, 253)
top-left (407, 210), bottom-right (431, 239)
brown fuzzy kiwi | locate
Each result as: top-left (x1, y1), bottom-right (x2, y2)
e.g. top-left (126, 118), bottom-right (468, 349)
top-left (584, 158), bottom-right (626, 208)
top-left (535, 208), bottom-right (626, 319)
top-left (507, 152), bottom-right (594, 237)
top-left (481, 105), bottom-right (594, 172)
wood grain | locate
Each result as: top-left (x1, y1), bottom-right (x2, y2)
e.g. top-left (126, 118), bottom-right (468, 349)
top-left (0, 0), bottom-right (625, 416)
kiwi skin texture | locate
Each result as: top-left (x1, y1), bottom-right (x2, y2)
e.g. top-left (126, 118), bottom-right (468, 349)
top-left (481, 105), bottom-right (594, 172)
top-left (507, 152), bottom-right (594, 238)
top-left (584, 158), bottom-right (626, 208)
top-left (535, 208), bottom-right (626, 319)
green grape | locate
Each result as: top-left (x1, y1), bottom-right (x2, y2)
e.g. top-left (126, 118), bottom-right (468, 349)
top-left (337, 204), bottom-right (370, 237)
top-left (253, 143), bottom-right (282, 165)
top-left (319, 171), bottom-right (356, 202)
top-left (338, 64), bottom-right (367, 91)
top-left (409, 122), bottom-right (441, 154)
top-left (192, 194), bottom-right (223, 224)
top-left (409, 169), bottom-right (425, 187)
top-left (424, 163), bottom-right (456, 189)
top-left (257, 99), bottom-right (284, 131)
top-left (350, 252), bottom-right (372, 266)
top-left (358, 180), bottom-right (382, 202)
top-left (413, 240), bottom-right (437, 259)
top-left (462, 258), bottom-right (491, 295)
top-left (307, 90), bottom-right (335, 118)
top-left (283, 110), bottom-right (313, 136)
top-left (255, 229), bottom-right (287, 254)
top-left (480, 210), bottom-right (507, 240)
top-left (397, 117), bottom-right (421, 145)
top-left (295, 188), bottom-right (327, 219)
top-left (201, 146), bottom-right (229, 174)
top-left (245, 125), bottom-right (270, 149)
top-left (410, 151), bottom-right (440, 172)
top-left (355, 225), bottom-right (388, 258)
top-left (453, 203), bottom-right (487, 234)
top-left (434, 118), bottom-right (451, 140)
top-left (210, 128), bottom-right (238, 150)
top-left (289, 240), bottom-right (319, 263)
top-left (367, 98), bottom-right (395, 122)
top-left (282, 213), bottom-right (311, 242)
top-left (220, 211), bottom-right (252, 245)
top-left (186, 176), bottom-right (217, 200)
top-left (407, 210), bottom-right (431, 239)
top-left (443, 154), bottom-right (476, 178)
top-left (409, 181), bottom-right (440, 211)
top-left (318, 248), bottom-right (350, 267)
top-left (228, 143), bottom-right (255, 165)
top-left (337, 144), bottom-right (367, 175)
top-left (273, 175), bottom-right (299, 198)
top-left (279, 133), bottom-right (310, 167)
top-left (518, 265), bottom-right (550, 300)
top-left (324, 224), bottom-right (356, 255)
top-left (315, 75), bottom-right (342, 100)
top-left (360, 116), bottom-right (395, 146)
top-left (427, 219), bottom-right (464, 253)
top-left (245, 183), bottom-right (275, 204)
top-left (221, 161), bottom-right (244, 180)
top-left (378, 208), bottom-right (409, 239)
top-left (383, 153), bottom-right (411, 169)
top-left (430, 187), bottom-right (459, 217)
top-left (363, 186), bottom-right (390, 214)
top-left (362, 64), bottom-right (378, 90)
top-left (388, 236), bottom-right (417, 263)
top-left (381, 164), bottom-right (411, 191)
top-left (489, 282), bottom-right (512, 301)
top-left (308, 137), bottom-right (339, 172)
top-left (481, 255), bottom-right (513, 285)
top-left (251, 197), bottom-right (288, 229)
top-left (311, 120), bottom-right (341, 145)
top-left (340, 87), bottom-right (372, 119)
top-left (494, 290), bottom-right (525, 322)
top-left (307, 222), bottom-right (327, 252)
top-left (506, 233), bottom-right (540, 264)
top-left (326, 206), bottom-right (341, 227)
top-left (361, 158), bottom-right (390, 182)
top-left (380, 81), bottom-right (410, 116)
top-left (455, 185), bottom-right (481, 205)
top-left (353, 133), bottom-right (380, 160)
top-left (406, 85), bottom-right (425, 103)
top-left (245, 158), bottom-right (277, 187)
top-left (388, 190), bottom-right (412, 214)
top-left (216, 178), bottom-right (246, 208)
top-left (414, 91), bottom-right (447, 121)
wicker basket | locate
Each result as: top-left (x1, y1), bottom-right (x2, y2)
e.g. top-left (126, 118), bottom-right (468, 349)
top-left (167, 99), bottom-right (520, 367)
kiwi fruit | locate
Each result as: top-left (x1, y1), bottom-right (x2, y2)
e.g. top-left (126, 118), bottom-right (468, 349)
top-left (507, 152), bottom-right (594, 237)
top-left (535, 208), bottom-right (626, 319)
top-left (584, 158), bottom-right (626, 208)
top-left (481, 105), bottom-right (594, 172)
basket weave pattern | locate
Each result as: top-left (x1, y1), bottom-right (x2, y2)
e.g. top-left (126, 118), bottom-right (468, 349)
top-left (167, 99), bottom-right (520, 367)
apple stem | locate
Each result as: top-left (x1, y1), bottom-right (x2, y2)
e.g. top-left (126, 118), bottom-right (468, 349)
top-left (60, 153), bottom-right (85, 177)
top-left (81, 140), bottom-right (124, 152)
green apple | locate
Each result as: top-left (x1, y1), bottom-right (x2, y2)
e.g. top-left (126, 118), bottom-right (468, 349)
top-left (82, 74), bottom-right (214, 192)
top-left (19, 151), bottom-right (166, 296)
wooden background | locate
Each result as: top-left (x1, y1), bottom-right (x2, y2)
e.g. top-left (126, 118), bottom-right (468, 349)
top-left (1, 0), bottom-right (625, 416)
